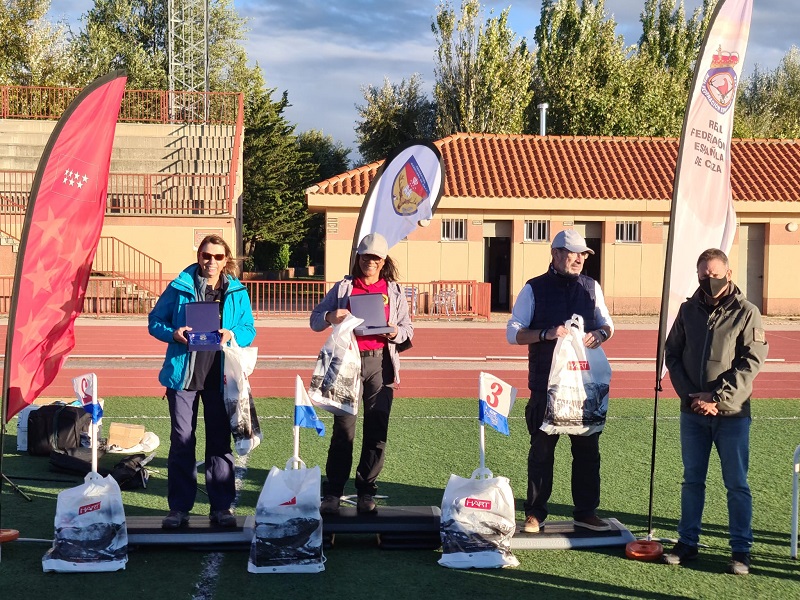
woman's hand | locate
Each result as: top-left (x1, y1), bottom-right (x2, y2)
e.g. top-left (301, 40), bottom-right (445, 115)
top-left (173, 326), bottom-right (191, 344)
top-left (382, 323), bottom-right (398, 340)
top-left (325, 309), bottom-right (350, 325)
top-left (219, 329), bottom-right (233, 344)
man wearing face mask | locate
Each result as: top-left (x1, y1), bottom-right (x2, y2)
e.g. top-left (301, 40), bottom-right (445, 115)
top-left (507, 229), bottom-right (614, 534)
top-left (663, 248), bottom-right (768, 575)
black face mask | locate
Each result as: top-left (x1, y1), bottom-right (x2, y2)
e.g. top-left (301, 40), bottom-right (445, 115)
top-left (699, 276), bottom-right (728, 298)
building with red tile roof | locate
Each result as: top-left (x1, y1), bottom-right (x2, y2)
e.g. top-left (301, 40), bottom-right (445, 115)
top-left (306, 133), bottom-right (800, 315)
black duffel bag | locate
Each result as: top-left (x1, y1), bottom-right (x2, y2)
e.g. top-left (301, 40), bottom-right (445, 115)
top-left (49, 447), bottom-right (109, 476)
top-left (27, 404), bottom-right (91, 456)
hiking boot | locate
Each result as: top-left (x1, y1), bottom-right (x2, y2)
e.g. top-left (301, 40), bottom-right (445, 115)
top-left (523, 515), bottom-right (545, 533)
top-left (662, 541), bottom-right (699, 565)
top-left (574, 515), bottom-right (611, 531)
top-left (320, 494), bottom-right (341, 515)
top-left (209, 509), bottom-right (236, 528)
top-left (357, 494), bottom-right (377, 513)
top-left (728, 552), bottom-right (751, 575)
top-left (162, 510), bottom-right (189, 529)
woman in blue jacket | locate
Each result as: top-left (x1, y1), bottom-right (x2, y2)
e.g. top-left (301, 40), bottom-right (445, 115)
top-left (148, 234), bottom-right (255, 529)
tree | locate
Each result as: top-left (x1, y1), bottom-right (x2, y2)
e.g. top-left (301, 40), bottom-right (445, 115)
top-left (532, 0), bottom-right (633, 135)
top-left (735, 46), bottom-right (800, 138)
top-left (70, 0), bottom-right (168, 89)
top-left (432, 0), bottom-right (534, 136)
top-left (296, 129), bottom-right (351, 267)
top-left (531, 0), bottom-right (713, 137)
top-left (241, 87), bottom-right (316, 268)
top-left (297, 129), bottom-right (351, 184)
top-left (355, 74), bottom-right (435, 164)
top-left (70, 0), bottom-right (258, 93)
top-left (0, 0), bottom-right (73, 86)
top-left (628, 0), bottom-right (713, 136)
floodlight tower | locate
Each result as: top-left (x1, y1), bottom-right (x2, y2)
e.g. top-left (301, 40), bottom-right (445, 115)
top-left (167, 0), bottom-right (209, 120)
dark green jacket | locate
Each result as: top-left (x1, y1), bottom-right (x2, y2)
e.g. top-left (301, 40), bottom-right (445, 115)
top-left (664, 283), bottom-right (768, 417)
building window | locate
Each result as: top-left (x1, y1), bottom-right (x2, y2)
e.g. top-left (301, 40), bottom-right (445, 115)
top-left (524, 219), bottom-right (549, 242)
top-left (616, 221), bottom-right (641, 243)
top-left (441, 218), bottom-right (467, 241)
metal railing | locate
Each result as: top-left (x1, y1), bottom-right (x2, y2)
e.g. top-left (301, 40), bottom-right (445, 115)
top-left (93, 237), bottom-right (163, 296)
top-left (1, 86), bottom-right (242, 124)
top-left (0, 278), bottom-right (493, 320)
top-left (1, 170), bottom-right (231, 215)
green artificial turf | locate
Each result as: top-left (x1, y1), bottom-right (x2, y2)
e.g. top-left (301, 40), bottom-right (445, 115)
top-left (1, 396), bottom-right (798, 598)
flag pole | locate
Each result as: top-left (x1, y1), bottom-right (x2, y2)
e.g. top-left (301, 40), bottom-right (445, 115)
top-left (479, 423), bottom-right (486, 473)
top-left (92, 376), bottom-right (99, 474)
top-left (292, 426), bottom-right (301, 470)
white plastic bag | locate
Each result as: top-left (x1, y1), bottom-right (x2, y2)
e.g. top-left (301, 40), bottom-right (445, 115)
top-left (222, 335), bottom-right (262, 455)
top-left (248, 458), bottom-right (325, 573)
top-left (308, 314), bottom-right (363, 416)
top-left (541, 314), bottom-right (612, 436)
top-left (438, 468), bottom-right (519, 569)
top-left (42, 472), bottom-right (128, 572)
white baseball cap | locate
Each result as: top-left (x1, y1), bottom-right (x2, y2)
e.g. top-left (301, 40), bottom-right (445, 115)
top-left (551, 230), bottom-right (594, 255)
top-left (357, 233), bottom-right (389, 258)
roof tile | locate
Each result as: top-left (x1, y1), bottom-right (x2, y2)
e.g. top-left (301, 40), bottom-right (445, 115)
top-left (311, 133), bottom-right (800, 202)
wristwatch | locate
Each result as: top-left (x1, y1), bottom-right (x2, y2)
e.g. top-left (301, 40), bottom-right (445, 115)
top-left (598, 329), bottom-right (609, 341)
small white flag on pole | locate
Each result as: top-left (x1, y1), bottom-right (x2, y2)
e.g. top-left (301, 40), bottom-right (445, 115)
top-left (478, 372), bottom-right (517, 436)
top-left (72, 372), bottom-right (101, 423)
top-left (72, 372), bottom-right (101, 473)
top-left (294, 375), bottom-right (325, 436)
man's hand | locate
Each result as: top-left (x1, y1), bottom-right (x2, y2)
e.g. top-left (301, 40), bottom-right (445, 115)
top-left (583, 330), bottom-right (604, 349)
top-left (689, 392), bottom-right (719, 415)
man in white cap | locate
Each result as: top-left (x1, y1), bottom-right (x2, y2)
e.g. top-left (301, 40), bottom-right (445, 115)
top-left (506, 229), bottom-right (614, 533)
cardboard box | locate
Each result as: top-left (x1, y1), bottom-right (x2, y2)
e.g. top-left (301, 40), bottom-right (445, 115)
top-left (107, 423), bottom-right (145, 449)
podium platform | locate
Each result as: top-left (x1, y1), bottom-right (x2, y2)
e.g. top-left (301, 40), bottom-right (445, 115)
top-left (126, 515), bottom-right (256, 549)
top-left (510, 517), bottom-right (635, 550)
top-left (322, 506), bottom-right (441, 550)
top-left (125, 506), bottom-right (442, 551)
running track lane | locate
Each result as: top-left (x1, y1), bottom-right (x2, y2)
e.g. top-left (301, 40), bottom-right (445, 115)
top-left (0, 325), bottom-right (796, 399)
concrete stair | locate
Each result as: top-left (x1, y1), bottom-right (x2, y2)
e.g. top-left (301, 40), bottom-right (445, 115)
top-left (0, 120), bottom-right (236, 176)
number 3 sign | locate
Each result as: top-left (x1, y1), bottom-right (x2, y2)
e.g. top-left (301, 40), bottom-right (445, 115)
top-left (478, 372), bottom-right (517, 435)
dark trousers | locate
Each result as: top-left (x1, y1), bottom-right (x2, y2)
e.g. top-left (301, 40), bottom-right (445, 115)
top-left (166, 387), bottom-right (235, 513)
top-left (524, 394), bottom-right (601, 521)
top-left (323, 352), bottom-right (394, 497)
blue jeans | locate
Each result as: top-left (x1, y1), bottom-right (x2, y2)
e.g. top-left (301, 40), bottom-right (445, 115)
top-left (678, 411), bottom-right (752, 552)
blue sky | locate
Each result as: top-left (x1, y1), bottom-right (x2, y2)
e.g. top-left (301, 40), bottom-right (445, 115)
top-left (49, 1), bottom-right (798, 158)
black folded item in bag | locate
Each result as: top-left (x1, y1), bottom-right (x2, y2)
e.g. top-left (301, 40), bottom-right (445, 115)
top-left (49, 448), bottom-right (109, 477)
top-left (110, 453), bottom-right (151, 490)
top-left (28, 404), bottom-right (92, 456)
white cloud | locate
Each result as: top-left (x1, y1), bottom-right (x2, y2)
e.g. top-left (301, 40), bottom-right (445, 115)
top-left (48, 0), bottom-right (799, 158)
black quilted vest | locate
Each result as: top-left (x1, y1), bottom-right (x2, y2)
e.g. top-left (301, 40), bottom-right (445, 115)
top-left (527, 266), bottom-right (597, 393)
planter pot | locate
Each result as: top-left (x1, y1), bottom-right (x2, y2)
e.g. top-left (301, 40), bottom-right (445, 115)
top-left (241, 271), bottom-right (267, 280)
top-left (278, 268), bottom-right (295, 280)
top-left (304, 266), bottom-right (315, 277)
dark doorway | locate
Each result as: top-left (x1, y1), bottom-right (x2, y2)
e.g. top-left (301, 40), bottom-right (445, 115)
top-left (575, 222), bottom-right (602, 283)
top-left (484, 236), bottom-right (511, 311)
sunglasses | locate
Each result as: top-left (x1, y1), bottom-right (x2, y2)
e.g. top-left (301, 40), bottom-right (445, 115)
top-left (200, 251), bottom-right (226, 261)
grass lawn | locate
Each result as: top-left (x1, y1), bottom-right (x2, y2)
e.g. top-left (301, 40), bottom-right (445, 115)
top-left (1, 396), bottom-right (799, 599)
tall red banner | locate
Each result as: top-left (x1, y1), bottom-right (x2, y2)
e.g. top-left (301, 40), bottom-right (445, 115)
top-left (2, 71), bottom-right (127, 422)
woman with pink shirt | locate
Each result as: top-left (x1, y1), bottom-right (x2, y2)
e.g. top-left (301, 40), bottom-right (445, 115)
top-left (310, 233), bottom-right (413, 514)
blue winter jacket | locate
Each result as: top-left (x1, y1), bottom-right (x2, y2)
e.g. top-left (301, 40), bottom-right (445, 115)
top-left (148, 265), bottom-right (256, 390)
